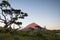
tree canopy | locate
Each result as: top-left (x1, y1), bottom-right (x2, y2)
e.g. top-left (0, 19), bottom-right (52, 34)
top-left (0, 0), bottom-right (28, 30)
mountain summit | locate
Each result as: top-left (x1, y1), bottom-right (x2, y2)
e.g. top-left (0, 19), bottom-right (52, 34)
top-left (22, 22), bottom-right (41, 29)
top-left (22, 22), bottom-right (47, 31)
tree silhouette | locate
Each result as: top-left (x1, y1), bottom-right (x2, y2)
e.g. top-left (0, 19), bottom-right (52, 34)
top-left (28, 27), bottom-right (34, 31)
top-left (0, 0), bottom-right (28, 30)
top-left (35, 25), bottom-right (43, 31)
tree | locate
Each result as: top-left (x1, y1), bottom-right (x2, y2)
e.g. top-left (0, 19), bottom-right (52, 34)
top-left (35, 25), bottom-right (43, 31)
top-left (28, 27), bottom-right (34, 31)
top-left (0, 0), bottom-right (28, 30)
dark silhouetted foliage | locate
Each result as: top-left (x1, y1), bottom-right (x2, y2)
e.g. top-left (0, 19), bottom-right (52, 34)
top-left (0, 0), bottom-right (28, 32)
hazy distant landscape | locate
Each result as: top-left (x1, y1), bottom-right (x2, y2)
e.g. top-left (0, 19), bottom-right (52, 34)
top-left (0, 22), bottom-right (60, 40)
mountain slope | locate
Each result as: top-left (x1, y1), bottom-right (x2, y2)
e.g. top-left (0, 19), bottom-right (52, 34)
top-left (22, 22), bottom-right (42, 30)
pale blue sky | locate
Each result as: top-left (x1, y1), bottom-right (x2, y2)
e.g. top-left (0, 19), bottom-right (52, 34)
top-left (0, 0), bottom-right (60, 30)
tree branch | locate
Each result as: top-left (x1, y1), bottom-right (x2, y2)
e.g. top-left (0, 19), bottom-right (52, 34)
top-left (0, 18), bottom-right (5, 21)
top-left (0, 7), bottom-right (6, 21)
top-left (2, 11), bottom-right (6, 21)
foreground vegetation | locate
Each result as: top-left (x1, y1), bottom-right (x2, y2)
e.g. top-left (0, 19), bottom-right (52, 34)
top-left (0, 27), bottom-right (60, 40)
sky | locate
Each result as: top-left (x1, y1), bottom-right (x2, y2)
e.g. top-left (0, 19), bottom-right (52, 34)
top-left (0, 0), bottom-right (60, 30)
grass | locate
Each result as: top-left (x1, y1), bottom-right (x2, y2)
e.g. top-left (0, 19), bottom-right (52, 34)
top-left (0, 27), bottom-right (60, 40)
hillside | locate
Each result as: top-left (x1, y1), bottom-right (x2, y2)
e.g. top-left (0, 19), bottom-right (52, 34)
top-left (24, 23), bottom-right (40, 28)
top-left (22, 23), bottom-right (44, 31)
top-left (0, 27), bottom-right (60, 40)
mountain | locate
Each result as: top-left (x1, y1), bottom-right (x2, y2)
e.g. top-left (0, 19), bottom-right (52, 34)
top-left (22, 22), bottom-right (42, 30)
top-left (25, 23), bottom-right (39, 28)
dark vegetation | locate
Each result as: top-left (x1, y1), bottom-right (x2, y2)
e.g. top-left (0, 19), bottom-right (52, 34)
top-left (0, 27), bottom-right (60, 40)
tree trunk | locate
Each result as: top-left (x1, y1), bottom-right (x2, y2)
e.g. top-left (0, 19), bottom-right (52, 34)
top-left (4, 24), bottom-right (8, 28)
